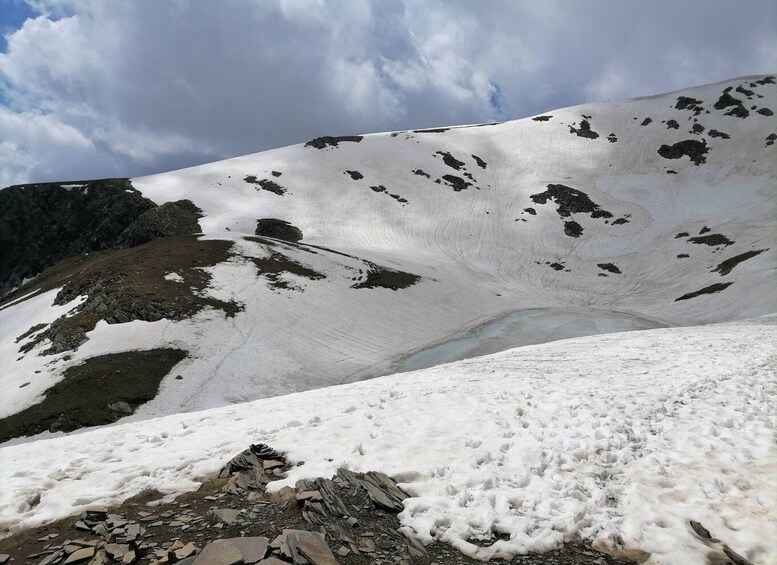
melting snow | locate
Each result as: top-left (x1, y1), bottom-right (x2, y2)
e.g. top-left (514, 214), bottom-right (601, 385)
top-left (1, 317), bottom-right (775, 564)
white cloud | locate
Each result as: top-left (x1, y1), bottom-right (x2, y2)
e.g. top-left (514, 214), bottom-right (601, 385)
top-left (0, 0), bottom-right (774, 186)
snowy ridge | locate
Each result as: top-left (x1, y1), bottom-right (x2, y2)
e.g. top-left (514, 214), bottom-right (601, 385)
top-left (2, 317), bottom-right (776, 564)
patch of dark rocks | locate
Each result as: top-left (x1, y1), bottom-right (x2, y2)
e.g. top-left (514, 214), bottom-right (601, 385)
top-left (713, 92), bottom-right (749, 118)
top-left (304, 137), bottom-right (363, 149)
top-left (471, 155), bottom-right (487, 169)
top-left (568, 119), bottom-right (599, 139)
top-left (11, 237), bottom-right (240, 356)
top-left (687, 233), bottom-right (733, 247)
top-left (255, 220), bottom-right (303, 243)
top-left (597, 263), bottom-right (621, 274)
top-left (0, 179), bottom-right (203, 299)
top-left (708, 130), bottom-right (730, 139)
top-left (712, 249), bottom-right (767, 276)
top-left (244, 177), bottom-right (286, 196)
top-left (252, 252), bottom-right (325, 292)
top-left (344, 171), bottom-right (363, 181)
top-left (434, 151), bottom-right (465, 171)
top-left (530, 184), bottom-right (612, 220)
top-left (657, 140), bottom-right (709, 166)
top-left (350, 263), bottom-right (420, 291)
top-left (369, 186), bottom-right (408, 205)
top-left (0, 444), bottom-right (635, 565)
top-left (675, 282), bottom-right (733, 302)
top-left (440, 175), bottom-right (472, 192)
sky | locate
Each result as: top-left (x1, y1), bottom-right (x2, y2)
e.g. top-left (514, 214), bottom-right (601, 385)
top-left (0, 0), bottom-right (774, 187)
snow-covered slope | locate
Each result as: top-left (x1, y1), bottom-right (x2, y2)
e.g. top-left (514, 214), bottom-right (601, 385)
top-left (2, 317), bottom-right (775, 564)
top-left (1, 75), bottom-right (776, 434)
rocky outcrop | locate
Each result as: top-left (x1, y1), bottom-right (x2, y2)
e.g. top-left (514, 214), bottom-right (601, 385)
top-left (0, 179), bottom-right (203, 297)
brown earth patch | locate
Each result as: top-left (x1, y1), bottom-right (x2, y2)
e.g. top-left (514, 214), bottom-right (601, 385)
top-left (9, 236), bottom-right (240, 355)
top-left (0, 348), bottom-right (186, 443)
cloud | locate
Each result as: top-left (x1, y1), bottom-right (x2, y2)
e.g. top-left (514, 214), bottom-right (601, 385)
top-left (0, 0), bottom-right (775, 185)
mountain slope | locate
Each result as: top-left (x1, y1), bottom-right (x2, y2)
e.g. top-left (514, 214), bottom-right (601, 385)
top-left (2, 317), bottom-right (775, 564)
top-left (0, 75), bottom-right (775, 443)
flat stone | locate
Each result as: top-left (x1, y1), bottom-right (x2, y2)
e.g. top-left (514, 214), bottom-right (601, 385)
top-left (121, 550), bottom-right (136, 565)
top-left (211, 509), bottom-right (240, 526)
top-left (174, 543), bottom-right (198, 560)
top-left (126, 524), bottom-right (141, 540)
top-left (38, 551), bottom-right (64, 565)
top-left (295, 491), bottom-right (322, 503)
top-left (0, 555), bottom-right (10, 564)
top-left (285, 531), bottom-right (337, 565)
top-left (105, 544), bottom-right (130, 559)
top-left (64, 548), bottom-right (95, 565)
top-left (358, 539), bottom-right (376, 553)
top-left (222, 538), bottom-right (268, 564)
top-left (262, 460), bottom-right (284, 470)
top-left (88, 549), bottom-right (108, 565)
top-left (257, 559), bottom-right (287, 565)
top-left (192, 541), bottom-right (243, 565)
top-left (336, 546), bottom-right (350, 557)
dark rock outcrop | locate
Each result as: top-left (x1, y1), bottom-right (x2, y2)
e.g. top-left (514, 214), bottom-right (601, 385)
top-left (255, 219), bottom-right (303, 242)
top-left (0, 179), bottom-right (155, 296)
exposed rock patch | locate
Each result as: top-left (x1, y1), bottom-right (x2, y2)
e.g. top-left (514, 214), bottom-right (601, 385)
top-left (351, 263), bottom-right (420, 291)
top-left (244, 177), bottom-right (286, 196)
top-left (471, 155), bottom-right (488, 169)
top-left (369, 186), bottom-right (408, 205)
top-left (675, 282), bottom-right (733, 302)
top-left (0, 179), bottom-right (157, 297)
top-left (564, 221), bottom-right (583, 238)
top-left (712, 249), bottom-right (767, 276)
top-left (532, 115), bottom-right (552, 122)
top-left (713, 92), bottom-right (749, 118)
top-left (569, 119), bottom-right (599, 139)
top-left (597, 263), bottom-right (621, 274)
top-left (530, 184), bottom-right (612, 219)
top-left (657, 140), bottom-right (709, 165)
top-left (434, 151), bottom-right (465, 171)
top-left (252, 252), bottom-right (325, 292)
top-left (344, 171), bottom-right (363, 180)
top-left (0, 348), bottom-right (187, 443)
top-left (440, 175), bottom-right (472, 192)
top-left (304, 136), bottom-right (363, 149)
top-left (688, 234), bottom-right (734, 247)
top-left (13, 237), bottom-right (239, 355)
top-left (708, 129), bottom-right (730, 139)
top-left (116, 200), bottom-right (203, 248)
top-left (675, 96), bottom-right (704, 114)
top-left (255, 219), bottom-right (303, 243)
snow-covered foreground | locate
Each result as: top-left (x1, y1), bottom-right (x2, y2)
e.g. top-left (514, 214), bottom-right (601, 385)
top-left (2, 318), bottom-right (775, 564)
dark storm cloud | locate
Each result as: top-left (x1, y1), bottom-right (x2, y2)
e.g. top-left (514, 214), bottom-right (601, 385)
top-left (0, 0), bottom-right (774, 186)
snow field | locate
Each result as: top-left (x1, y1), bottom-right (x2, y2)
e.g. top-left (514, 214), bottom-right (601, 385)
top-left (2, 317), bottom-right (775, 564)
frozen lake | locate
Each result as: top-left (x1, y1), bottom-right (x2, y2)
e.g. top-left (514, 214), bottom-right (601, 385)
top-left (397, 308), bottom-right (667, 373)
